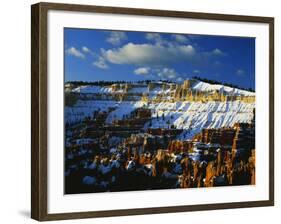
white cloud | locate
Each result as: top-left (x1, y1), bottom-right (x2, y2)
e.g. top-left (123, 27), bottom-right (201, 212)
top-left (93, 57), bottom-right (108, 69)
top-left (212, 48), bottom-right (224, 56)
top-left (156, 68), bottom-right (179, 80)
top-left (134, 67), bottom-right (150, 75)
top-left (82, 46), bottom-right (91, 53)
top-left (236, 69), bottom-right (245, 76)
top-left (145, 33), bottom-right (161, 40)
top-left (106, 32), bottom-right (127, 45)
top-left (193, 69), bottom-right (200, 74)
top-left (93, 35), bottom-right (226, 73)
top-left (171, 34), bottom-right (189, 43)
top-left (145, 33), bottom-right (170, 46)
top-left (82, 46), bottom-right (98, 57)
top-left (134, 66), bottom-right (185, 81)
top-left (101, 42), bottom-right (196, 66)
top-left (66, 47), bottom-right (85, 59)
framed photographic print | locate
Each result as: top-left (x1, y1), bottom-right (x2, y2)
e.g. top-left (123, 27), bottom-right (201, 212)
top-left (31, 2), bottom-right (274, 221)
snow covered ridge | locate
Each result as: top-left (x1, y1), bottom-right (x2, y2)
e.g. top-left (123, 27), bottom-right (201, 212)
top-left (192, 80), bottom-right (255, 97)
top-left (68, 79), bottom-right (255, 97)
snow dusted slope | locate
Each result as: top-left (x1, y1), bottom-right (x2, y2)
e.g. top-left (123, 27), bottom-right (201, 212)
top-left (65, 100), bottom-right (116, 124)
top-left (65, 99), bottom-right (254, 140)
top-left (105, 101), bottom-right (145, 123)
top-left (65, 100), bottom-right (145, 124)
top-left (192, 80), bottom-right (255, 96)
top-left (145, 101), bottom-right (254, 139)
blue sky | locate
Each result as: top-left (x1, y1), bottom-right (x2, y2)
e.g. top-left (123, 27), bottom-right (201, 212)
top-left (64, 28), bottom-right (255, 89)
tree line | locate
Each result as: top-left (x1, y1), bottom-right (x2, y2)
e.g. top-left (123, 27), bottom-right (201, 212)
top-left (65, 79), bottom-right (173, 86)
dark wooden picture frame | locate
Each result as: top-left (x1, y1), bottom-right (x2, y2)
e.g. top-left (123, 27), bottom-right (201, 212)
top-left (31, 2), bottom-right (274, 221)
